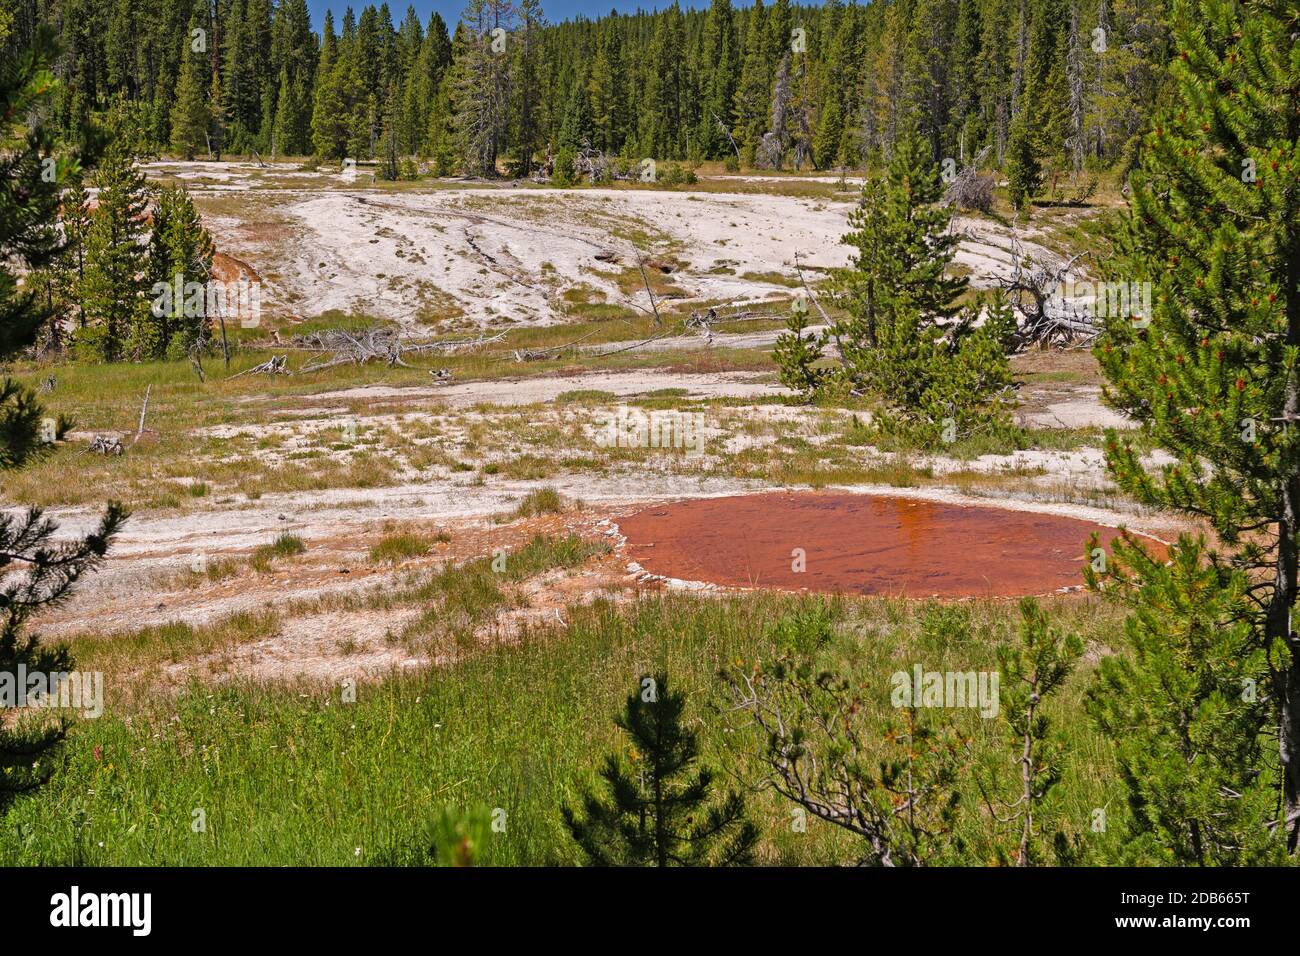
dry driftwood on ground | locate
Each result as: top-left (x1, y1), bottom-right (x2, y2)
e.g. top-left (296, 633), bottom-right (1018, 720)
top-left (86, 435), bottom-right (123, 456)
top-left (229, 354), bottom-right (290, 378)
top-left (995, 237), bottom-right (1096, 349)
top-left (235, 328), bottom-right (506, 376)
top-left (941, 148), bottom-right (997, 213)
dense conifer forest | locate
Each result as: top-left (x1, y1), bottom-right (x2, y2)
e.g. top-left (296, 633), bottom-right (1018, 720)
top-left (1, 0), bottom-right (1170, 175)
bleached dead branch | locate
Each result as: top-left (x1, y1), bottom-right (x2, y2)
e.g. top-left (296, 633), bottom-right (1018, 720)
top-left (511, 328), bottom-right (599, 362)
top-left (86, 435), bottom-right (123, 456)
top-left (228, 354), bottom-right (289, 378)
top-left (941, 147), bottom-right (996, 212)
top-left (995, 237), bottom-right (1096, 349)
top-left (288, 328), bottom-right (505, 373)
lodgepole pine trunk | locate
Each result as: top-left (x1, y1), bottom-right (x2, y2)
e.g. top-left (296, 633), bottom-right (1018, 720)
top-left (1277, 216), bottom-right (1300, 852)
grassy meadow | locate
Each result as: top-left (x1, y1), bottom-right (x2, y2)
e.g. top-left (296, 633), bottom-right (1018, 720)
top-left (1, 583), bottom-right (1131, 866)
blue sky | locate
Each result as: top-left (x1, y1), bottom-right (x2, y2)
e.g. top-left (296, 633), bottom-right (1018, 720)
top-left (306, 0), bottom-right (729, 31)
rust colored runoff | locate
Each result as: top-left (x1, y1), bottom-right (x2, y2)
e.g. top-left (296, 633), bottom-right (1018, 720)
top-left (619, 492), bottom-right (1134, 598)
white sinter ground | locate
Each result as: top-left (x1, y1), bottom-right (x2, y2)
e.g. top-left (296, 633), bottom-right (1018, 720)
top-left (146, 161), bottom-right (1073, 328)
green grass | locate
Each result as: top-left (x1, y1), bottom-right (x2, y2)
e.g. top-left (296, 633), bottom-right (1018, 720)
top-left (722, 439), bottom-right (935, 489)
top-left (496, 455), bottom-right (553, 481)
top-left (0, 590), bottom-right (1129, 866)
top-left (70, 610), bottom-right (281, 680)
top-left (368, 531), bottom-right (435, 564)
top-left (168, 555), bottom-right (242, 590)
top-left (511, 486), bottom-right (565, 518)
top-left (391, 533), bottom-right (608, 645)
top-left (249, 533), bottom-right (306, 572)
top-left (282, 311), bottom-right (397, 338)
top-left (555, 389), bottom-right (617, 404)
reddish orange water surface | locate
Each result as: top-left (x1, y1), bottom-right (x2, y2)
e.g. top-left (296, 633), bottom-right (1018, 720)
top-left (618, 492), bottom-right (1135, 597)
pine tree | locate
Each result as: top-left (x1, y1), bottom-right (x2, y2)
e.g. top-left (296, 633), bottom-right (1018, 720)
top-left (426, 71), bottom-right (459, 175)
top-left (347, 83), bottom-right (377, 162)
top-left (1022, 0), bottom-right (1071, 173)
top-left (733, 0), bottom-right (769, 166)
top-left (1085, 536), bottom-right (1279, 863)
top-left (785, 33), bottom-right (815, 169)
top-left (765, 0), bottom-right (793, 82)
top-left (0, 24), bottom-right (127, 816)
top-left (271, 68), bottom-right (299, 158)
top-left (863, 288), bottom-right (1018, 445)
top-left (448, 1), bottom-right (515, 176)
top-left (950, 0), bottom-right (983, 160)
top-left (510, 0), bottom-right (546, 175)
top-left (1009, 0), bottom-right (1030, 128)
top-left (833, 133), bottom-right (967, 350)
top-left (378, 82), bottom-right (402, 180)
top-left (562, 673), bottom-right (758, 866)
top-left (870, 0), bottom-right (913, 157)
top-left (222, 0), bottom-right (259, 149)
top-left (396, 4), bottom-right (425, 80)
top-left (104, 0), bottom-right (136, 96)
top-left (640, 3), bottom-right (688, 160)
top-left (0, 25), bottom-right (71, 444)
top-left (558, 66), bottom-right (592, 152)
top-left (264, 0), bottom-right (314, 158)
top-left (813, 4), bottom-right (856, 169)
top-left (312, 13), bottom-right (349, 160)
top-left (400, 52), bottom-right (426, 157)
top-left (355, 5), bottom-right (384, 96)
top-left (283, 0), bottom-right (317, 152)
top-left (1094, 0), bottom-right (1300, 854)
top-left (341, 13), bottom-right (373, 160)
top-left (246, 0), bottom-right (276, 145)
top-left (1088, 0), bottom-right (1118, 160)
top-left (773, 301), bottom-right (826, 396)
top-left (990, 598), bottom-right (1083, 866)
top-left (208, 62), bottom-right (227, 162)
top-left (812, 93), bottom-right (843, 170)
top-left (1091, 0), bottom-right (1173, 168)
top-left (551, 144), bottom-right (576, 187)
top-left (52, 180), bottom-right (93, 339)
top-left (695, 0), bottom-right (739, 158)
top-left (286, 71), bottom-right (310, 158)
top-left (1, 490), bottom-right (126, 816)
top-left (977, 0), bottom-right (1012, 161)
top-left (827, 134), bottom-right (1015, 443)
top-left (587, 26), bottom-right (625, 154)
top-left (1064, 0), bottom-right (1086, 175)
top-left (1005, 115), bottom-right (1040, 210)
top-left (170, 24), bottom-right (211, 161)
top-left (904, 0), bottom-right (956, 160)
top-left (149, 184), bottom-right (215, 359)
top-left (78, 143), bottom-right (152, 361)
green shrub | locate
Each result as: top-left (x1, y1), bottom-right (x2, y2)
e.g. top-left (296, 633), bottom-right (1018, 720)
top-left (369, 532), bottom-right (432, 565)
top-left (250, 533), bottom-right (306, 571)
top-left (552, 148), bottom-right (577, 187)
top-left (513, 487), bottom-right (564, 518)
top-left (658, 162), bottom-right (698, 186)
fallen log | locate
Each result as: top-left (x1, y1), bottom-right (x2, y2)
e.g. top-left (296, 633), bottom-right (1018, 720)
top-left (87, 435), bottom-right (123, 456)
top-left (228, 354), bottom-right (289, 378)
